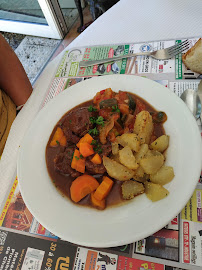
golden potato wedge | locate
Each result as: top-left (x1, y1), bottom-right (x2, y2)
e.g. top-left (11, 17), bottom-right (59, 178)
top-left (119, 146), bottom-right (139, 170)
top-left (135, 144), bottom-right (149, 163)
top-left (150, 166), bottom-right (174, 185)
top-left (134, 111), bottom-right (153, 144)
top-left (133, 166), bottom-right (149, 182)
top-left (145, 181), bottom-right (169, 202)
top-left (103, 156), bottom-right (135, 181)
top-left (134, 166), bottom-right (145, 178)
top-left (140, 154), bottom-right (164, 174)
top-left (111, 154), bottom-right (120, 163)
top-left (116, 133), bottom-right (140, 152)
top-left (150, 135), bottom-right (169, 152)
top-left (122, 180), bottom-right (145, 200)
top-left (145, 150), bottom-right (162, 158)
top-left (112, 141), bottom-right (119, 155)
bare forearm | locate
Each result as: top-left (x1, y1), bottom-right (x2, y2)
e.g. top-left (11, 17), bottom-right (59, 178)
top-left (0, 34), bottom-right (32, 106)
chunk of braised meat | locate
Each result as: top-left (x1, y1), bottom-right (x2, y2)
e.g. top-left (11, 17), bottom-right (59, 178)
top-left (63, 128), bottom-right (80, 144)
top-left (62, 107), bottom-right (93, 137)
top-left (101, 141), bottom-right (112, 156)
top-left (54, 147), bottom-right (81, 178)
top-left (85, 157), bottom-right (106, 174)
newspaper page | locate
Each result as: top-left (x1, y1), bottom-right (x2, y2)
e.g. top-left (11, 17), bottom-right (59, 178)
top-left (1, 38), bottom-right (201, 270)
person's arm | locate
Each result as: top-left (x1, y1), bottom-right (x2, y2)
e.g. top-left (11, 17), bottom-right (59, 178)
top-left (0, 34), bottom-right (32, 106)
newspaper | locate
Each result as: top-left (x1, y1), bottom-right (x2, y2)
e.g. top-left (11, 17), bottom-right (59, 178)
top-left (0, 38), bottom-right (202, 270)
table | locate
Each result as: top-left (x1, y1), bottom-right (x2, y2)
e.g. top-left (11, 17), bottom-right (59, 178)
top-left (0, 0), bottom-right (202, 268)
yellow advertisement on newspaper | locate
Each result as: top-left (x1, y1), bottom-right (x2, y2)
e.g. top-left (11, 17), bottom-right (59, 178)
top-left (181, 189), bottom-right (202, 223)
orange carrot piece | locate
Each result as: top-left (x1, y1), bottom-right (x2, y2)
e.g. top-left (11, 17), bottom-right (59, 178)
top-left (70, 175), bottom-right (99, 203)
top-left (77, 133), bottom-right (94, 148)
top-left (91, 192), bottom-right (105, 210)
top-left (91, 153), bottom-right (102, 164)
top-left (75, 157), bottom-right (85, 173)
top-left (50, 127), bottom-right (64, 147)
top-left (60, 135), bottom-right (67, 146)
top-left (79, 142), bottom-right (94, 157)
top-left (94, 176), bottom-right (114, 201)
top-left (71, 149), bottom-right (85, 173)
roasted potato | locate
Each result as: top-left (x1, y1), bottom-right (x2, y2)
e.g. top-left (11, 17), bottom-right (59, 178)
top-left (119, 146), bottom-right (139, 170)
top-left (116, 133), bottom-right (140, 152)
top-left (122, 180), bottom-right (145, 200)
top-left (135, 144), bottom-right (149, 163)
top-left (145, 150), bottom-right (162, 158)
top-left (140, 154), bottom-right (164, 174)
top-left (133, 166), bottom-right (149, 182)
top-left (111, 154), bottom-right (120, 163)
top-left (150, 166), bottom-right (174, 185)
top-left (134, 111), bottom-right (153, 144)
top-left (150, 135), bottom-right (169, 152)
top-left (134, 166), bottom-right (145, 178)
top-left (103, 156), bottom-right (135, 181)
top-left (145, 181), bottom-right (169, 202)
top-left (112, 141), bottom-right (119, 155)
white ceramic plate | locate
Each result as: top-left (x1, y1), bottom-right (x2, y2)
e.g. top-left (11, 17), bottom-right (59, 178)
top-left (17, 75), bottom-right (201, 247)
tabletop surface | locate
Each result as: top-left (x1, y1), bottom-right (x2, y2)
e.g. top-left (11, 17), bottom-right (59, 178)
top-left (1, 0), bottom-right (202, 217)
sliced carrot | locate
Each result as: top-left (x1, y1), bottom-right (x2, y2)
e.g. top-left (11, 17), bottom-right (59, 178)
top-left (60, 135), bottom-right (67, 146)
top-left (71, 149), bottom-right (85, 173)
top-left (70, 175), bottom-right (99, 203)
top-left (50, 127), bottom-right (64, 147)
top-left (94, 176), bottom-right (114, 201)
top-left (76, 133), bottom-right (94, 148)
top-left (91, 153), bottom-right (102, 165)
top-left (79, 142), bottom-right (94, 157)
top-left (91, 192), bottom-right (105, 210)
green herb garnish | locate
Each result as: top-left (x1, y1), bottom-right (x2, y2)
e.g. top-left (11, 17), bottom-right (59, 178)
top-left (56, 140), bottom-right (59, 145)
top-left (88, 105), bottom-right (97, 112)
top-left (94, 145), bottom-right (103, 154)
top-left (90, 139), bottom-right (102, 154)
top-left (75, 156), bottom-right (79, 160)
top-left (90, 116), bottom-right (105, 126)
top-left (90, 117), bottom-right (96, 124)
top-left (89, 127), bottom-right (99, 136)
top-left (80, 154), bottom-right (84, 159)
top-left (96, 116), bottom-right (104, 126)
top-left (69, 119), bottom-right (72, 123)
top-left (91, 140), bottom-right (97, 145)
top-left (112, 105), bottom-right (120, 113)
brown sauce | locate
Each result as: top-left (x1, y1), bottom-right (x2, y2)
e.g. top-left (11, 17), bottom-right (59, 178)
top-left (46, 92), bottom-right (165, 209)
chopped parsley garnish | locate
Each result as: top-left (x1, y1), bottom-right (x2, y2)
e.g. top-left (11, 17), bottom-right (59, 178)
top-left (89, 127), bottom-right (99, 136)
top-left (90, 117), bottom-right (96, 124)
top-left (90, 116), bottom-right (105, 126)
top-left (94, 145), bottom-right (102, 154)
top-left (91, 140), bottom-right (97, 145)
top-left (75, 156), bottom-right (79, 160)
top-left (112, 105), bottom-right (120, 113)
top-left (90, 139), bottom-right (103, 154)
top-left (88, 105), bottom-right (97, 112)
top-left (69, 119), bottom-right (72, 123)
top-left (56, 140), bottom-right (59, 145)
top-left (96, 116), bottom-right (105, 126)
top-left (80, 154), bottom-right (84, 159)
